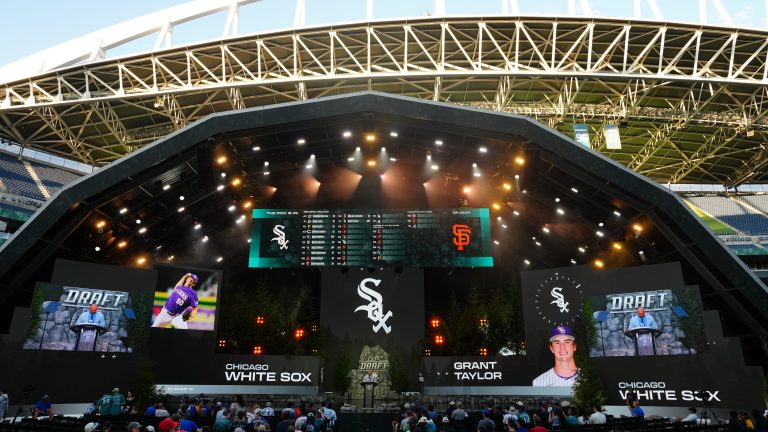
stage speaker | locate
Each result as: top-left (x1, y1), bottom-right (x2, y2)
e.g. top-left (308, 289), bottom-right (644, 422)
top-left (196, 143), bottom-right (216, 190)
top-left (520, 149), bottom-right (540, 192)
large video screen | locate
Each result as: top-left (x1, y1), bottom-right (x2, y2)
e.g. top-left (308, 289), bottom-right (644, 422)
top-left (248, 208), bottom-right (493, 268)
top-left (23, 282), bottom-right (137, 352)
top-left (151, 264), bottom-right (220, 331)
top-left (588, 288), bottom-right (705, 357)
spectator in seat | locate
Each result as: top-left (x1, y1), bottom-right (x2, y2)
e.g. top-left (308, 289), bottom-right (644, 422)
top-left (628, 400), bottom-right (644, 419)
top-left (179, 412), bottom-right (201, 432)
top-left (155, 402), bottom-right (170, 418)
top-left (679, 407), bottom-right (699, 423)
top-left (213, 409), bottom-right (232, 432)
top-left (528, 417), bottom-right (547, 432)
top-left (159, 414), bottom-right (182, 432)
top-left (451, 403), bottom-right (468, 421)
top-left (437, 417), bottom-right (455, 432)
top-left (33, 394), bottom-right (53, 420)
top-left (588, 406), bottom-right (606, 425)
top-left (127, 421), bottom-right (142, 432)
top-left (477, 411), bottom-right (496, 431)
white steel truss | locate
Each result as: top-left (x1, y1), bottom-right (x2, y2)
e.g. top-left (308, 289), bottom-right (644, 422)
top-left (2, 16), bottom-right (768, 184)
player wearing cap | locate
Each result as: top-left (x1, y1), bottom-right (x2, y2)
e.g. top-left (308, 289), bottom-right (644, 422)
top-left (532, 325), bottom-right (580, 387)
top-left (152, 273), bottom-right (199, 329)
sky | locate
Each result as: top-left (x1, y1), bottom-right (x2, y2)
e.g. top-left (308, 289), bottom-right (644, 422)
top-left (0, 0), bottom-right (764, 67)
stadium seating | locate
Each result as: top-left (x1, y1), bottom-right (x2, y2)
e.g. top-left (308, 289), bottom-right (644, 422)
top-left (0, 153), bottom-right (45, 200)
top-left (736, 194), bottom-right (768, 215)
top-left (29, 160), bottom-right (81, 192)
top-left (686, 196), bottom-right (768, 236)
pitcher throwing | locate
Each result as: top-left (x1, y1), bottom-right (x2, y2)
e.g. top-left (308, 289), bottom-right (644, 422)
top-left (152, 273), bottom-right (199, 329)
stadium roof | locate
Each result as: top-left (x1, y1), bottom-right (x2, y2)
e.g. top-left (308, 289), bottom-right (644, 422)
top-left (2, 2), bottom-right (768, 185)
top-left (0, 91), bottom-right (766, 364)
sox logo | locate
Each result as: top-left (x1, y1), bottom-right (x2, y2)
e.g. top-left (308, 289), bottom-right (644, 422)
top-left (550, 287), bottom-right (569, 313)
top-left (354, 278), bottom-right (393, 334)
top-left (271, 225), bottom-right (289, 250)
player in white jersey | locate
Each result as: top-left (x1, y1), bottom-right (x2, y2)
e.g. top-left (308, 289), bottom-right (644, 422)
top-left (532, 325), bottom-right (580, 387)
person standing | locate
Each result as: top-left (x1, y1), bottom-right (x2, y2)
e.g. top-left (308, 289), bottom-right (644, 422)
top-left (0, 388), bottom-right (8, 420)
top-left (628, 307), bottom-right (658, 330)
top-left (628, 400), bottom-right (644, 419)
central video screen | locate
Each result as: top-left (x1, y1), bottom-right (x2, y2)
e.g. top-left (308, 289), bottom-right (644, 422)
top-left (248, 208), bottom-right (493, 268)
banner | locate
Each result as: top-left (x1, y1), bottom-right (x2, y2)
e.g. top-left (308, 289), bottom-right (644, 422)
top-left (604, 124), bottom-right (622, 149)
top-left (573, 124), bottom-right (590, 147)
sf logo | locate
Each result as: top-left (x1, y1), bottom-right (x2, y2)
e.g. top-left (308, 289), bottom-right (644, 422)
top-left (452, 224), bottom-right (471, 251)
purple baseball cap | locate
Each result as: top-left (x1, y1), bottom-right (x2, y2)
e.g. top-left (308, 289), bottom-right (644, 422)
top-left (189, 273), bottom-right (199, 284)
top-left (549, 325), bottom-right (575, 342)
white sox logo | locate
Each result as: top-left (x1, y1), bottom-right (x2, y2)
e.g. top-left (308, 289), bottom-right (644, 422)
top-left (354, 278), bottom-right (393, 334)
top-left (550, 287), bottom-right (569, 313)
top-left (271, 225), bottom-right (289, 250)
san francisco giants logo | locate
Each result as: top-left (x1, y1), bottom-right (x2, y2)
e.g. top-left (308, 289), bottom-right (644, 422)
top-left (452, 224), bottom-right (471, 251)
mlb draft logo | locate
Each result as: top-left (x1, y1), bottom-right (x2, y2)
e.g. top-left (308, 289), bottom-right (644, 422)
top-left (533, 272), bottom-right (583, 326)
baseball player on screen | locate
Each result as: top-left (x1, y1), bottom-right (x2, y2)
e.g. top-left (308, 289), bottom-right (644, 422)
top-left (532, 325), bottom-right (580, 387)
top-left (151, 273), bottom-right (199, 329)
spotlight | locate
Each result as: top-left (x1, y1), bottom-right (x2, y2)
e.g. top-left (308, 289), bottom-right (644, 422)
top-left (297, 138), bottom-right (306, 145)
top-left (431, 165), bottom-right (439, 170)
top-left (310, 154), bottom-right (315, 159)
top-left (137, 257), bottom-right (146, 265)
top-left (305, 164), bottom-right (314, 169)
top-left (512, 210), bottom-right (520, 216)
top-left (202, 236), bottom-right (209, 242)
top-left (435, 140), bottom-right (443, 146)
top-left (217, 185), bottom-right (225, 191)
top-left (365, 134), bottom-right (375, 142)
top-left (136, 219), bottom-right (141, 224)
top-left (263, 171), bottom-right (270, 175)
top-left (463, 186), bottom-right (471, 194)
top-left (571, 187), bottom-right (579, 193)
top-left (556, 208), bottom-right (565, 215)
top-left (138, 227), bottom-right (147, 234)
top-left (390, 131), bottom-right (398, 137)
top-left (220, 172), bottom-right (227, 178)
top-left (119, 208), bottom-right (128, 214)
top-left (472, 163), bottom-right (477, 168)
top-left (502, 224), bottom-right (507, 228)
top-left (555, 198), bottom-right (560, 202)
top-left (355, 146), bottom-right (361, 152)
top-left (228, 205), bottom-right (236, 212)
top-left (515, 156), bottom-right (525, 165)
top-left (612, 242), bottom-right (623, 250)
top-left (493, 240), bottom-right (500, 245)
top-left (347, 157), bottom-right (355, 162)
top-left (367, 160), bottom-right (376, 167)
top-left (570, 259), bottom-right (577, 264)
top-left (169, 255), bottom-right (175, 261)
top-left (343, 131), bottom-right (352, 138)
top-left (578, 247), bottom-right (586, 253)
top-left (252, 146), bottom-right (261, 151)
top-left (194, 223), bottom-right (202, 230)
top-left (492, 203), bottom-right (501, 210)
top-left (614, 210), bottom-right (622, 217)
top-left (593, 259), bottom-right (605, 269)
top-left (217, 256), bottom-right (223, 262)
top-left (242, 201), bottom-right (253, 209)
top-left (178, 207), bottom-right (185, 213)
top-left (231, 178), bottom-right (241, 187)
top-left (596, 230), bottom-right (604, 237)
top-left (632, 223), bottom-right (643, 233)
top-left (118, 241), bottom-right (127, 248)
top-left (94, 246), bottom-right (101, 252)
top-left (380, 147), bottom-right (386, 152)
top-left (542, 227), bottom-right (550, 233)
top-left (389, 157), bottom-right (397, 162)
top-left (179, 195), bottom-right (185, 201)
top-left (514, 174), bottom-right (520, 180)
top-left (264, 161), bottom-right (270, 166)
top-left (479, 146), bottom-right (488, 153)
top-left (216, 156), bottom-right (227, 164)
top-left (523, 259), bottom-right (531, 265)
top-left (163, 184), bottom-right (171, 191)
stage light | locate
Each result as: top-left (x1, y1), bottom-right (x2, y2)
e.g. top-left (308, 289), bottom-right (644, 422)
top-left (168, 255), bottom-right (174, 261)
top-left (542, 227), bottom-right (550, 233)
top-left (593, 259), bottom-right (605, 269)
top-left (247, 239), bottom-right (251, 243)
top-left (596, 230), bottom-right (604, 237)
top-left (426, 153), bottom-right (432, 160)
top-left (220, 173), bottom-right (227, 178)
top-left (599, 222), bottom-right (604, 227)
top-left (305, 164), bottom-right (314, 169)
top-left (118, 241), bottom-right (127, 248)
top-left (346, 157), bottom-right (355, 162)
top-left (612, 242), bottom-right (623, 250)
top-left (497, 216), bottom-right (502, 221)
top-left (514, 174), bottom-right (520, 180)
top-left (502, 224), bottom-right (507, 229)
top-left (201, 236), bottom-right (209, 243)
top-left (252, 146), bottom-right (261, 151)
top-left (515, 156), bottom-right (525, 165)
top-left (137, 257), bottom-right (146, 265)
top-left (479, 146), bottom-right (488, 153)
top-left (355, 146), bottom-right (361, 152)
top-left (435, 140), bottom-right (443, 146)
top-left (252, 345), bottom-right (263, 355)
top-left (237, 215), bottom-right (246, 224)
top-left (179, 195), bottom-right (185, 201)
top-left (94, 246), bottom-right (101, 252)
top-left (264, 161), bottom-right (269, 167)
top-left (431, 164), bottom-right (439, 170)
top-left (555, 198), bottom-right (560, 202)
top-left (294, 328), bottom-right (305, 339)
top-left (310, 154), bottom-right (315, 159)
top-left (218, 340), bottom-right (226, 348)
top-left (424, 348), bottom-right (432, 356)
top-left (492, 203), bottom-right (501, 210)
top-left (242, 201), bottom-right (253, 209)
top-left (570, 259), bottom-right (577, 264)
top-left (136, 219), bottom-right (141, 224)
top-left (632, 223), bottom-right (643, 233)
top-left (614, 210), bottom-right (622, 217)
top-left (96, 220), bottom-right (106, 229)
top-left (523, 259), bottom-right (531, 265)
top-left (256, 316), bottom-right (265, 325)
top-left (473, 172), bottom-right (481, 177)
top-left (366, 134), bottom-right (376, 142)
top-left (463, 186), bottom-right (471, 194)
top-left (493, 240), bottom-right (500, 245)
top-left (216, 156), bottom-right (227, 165)
top-left (343, 131), bottom-right (352, 138)
top-left (502, 183), bottom-right (512, 191)
top-left (380, 147), bottom-right (386, 152)
top-left (163, 184), bottom-right (171, 191)
top-left (177, 207), bottom-right (185, 213)
top-left (390, 131), bottom-right (398, 137)
top-left (571, 187), bottom-right (579, 193)
top-left (119, 208), bottom-right (128, 214)
top-left (434, 335), bottom-right (444, 345)
top-left (472, 163), bottom-right (477, 167)
top-left (367, 160), bottom-right (376, 167)
top-left (556, 208), bottom-right (565, 215)
top-left (231, 178), bottom-right (242, 187)
top-left (297, 138), bottom-right (306, 145)
top-left (389, 157), bottom-right (397, 162)
top-left (513, 210), bottom-right (520, 216)
top-left (578, 247), bottom-right (586, 253)
top-left (535, 241), bottom-right (541, 246)
top-left (639, 250), bottom-right (645, 255)
top-left (263, 171), bottom-right (270, 175)
top-left (217, 184), bottom-right (225, 191)
top-left (217, 256), bottom-right (223, 262)
top-left (228, 205), bottom-right (236, 212)
top-left (138, 227), bottom-right (147, 234)
top-left (430, 318), bottom-right (440, 328)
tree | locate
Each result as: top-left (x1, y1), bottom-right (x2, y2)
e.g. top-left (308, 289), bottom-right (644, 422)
top-left (572, 299), bottom-right (606, 411)
top-left (332, 350), bottom-right (354, 394)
